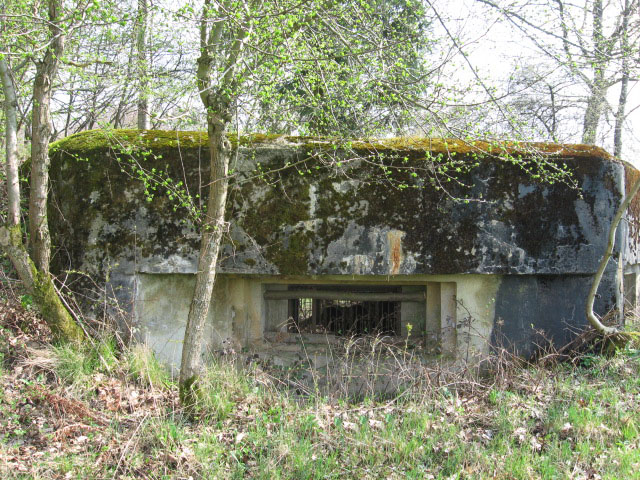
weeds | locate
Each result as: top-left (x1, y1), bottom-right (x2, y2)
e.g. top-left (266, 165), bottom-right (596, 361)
top-left (126, 344), bottom-right (171, 388)
top-left (1, 297), bottom-right (640, 479)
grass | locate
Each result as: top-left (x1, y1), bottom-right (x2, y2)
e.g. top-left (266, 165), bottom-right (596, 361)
top-left (1, 306), bottom-right (640, 479)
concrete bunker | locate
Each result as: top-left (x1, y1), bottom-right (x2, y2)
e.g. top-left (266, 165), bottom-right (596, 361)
top-left (48, 130), bottom-right (640, 369)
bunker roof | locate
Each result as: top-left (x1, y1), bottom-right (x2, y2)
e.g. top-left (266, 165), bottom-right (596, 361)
top-left (51, 129), bottom-right (616, 162)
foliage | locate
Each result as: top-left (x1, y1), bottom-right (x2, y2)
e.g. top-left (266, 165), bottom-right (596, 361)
top-left (2, 298), bottom-right (640, 479)
top-left (476, 0), bottom-right (640, 156)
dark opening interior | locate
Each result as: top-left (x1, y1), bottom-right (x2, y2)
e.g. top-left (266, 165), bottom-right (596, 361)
top-left (286, 286), bottom-right (401, 336)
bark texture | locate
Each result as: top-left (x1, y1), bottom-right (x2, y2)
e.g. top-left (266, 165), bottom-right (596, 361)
top-left (613, 0), bottom-right (631, 158)
top-left (0, 58), bottom-right (21, 226)
top-left (179, 111), bottom-right (231, 407)
top-left (0, 0), bottom-right (83, 344)
top-left (179, 0), bottom-right (247, 409)
top-left (29, 0), bottom-right (65, 274)
top-left (136, 0), bottom-right (150, 130)
top-left (0, 226), bottom-right (84, 343)
top-left (581, 0), bottom-right (606, 145)
top-left (581, 83), bottom-right (606, 145)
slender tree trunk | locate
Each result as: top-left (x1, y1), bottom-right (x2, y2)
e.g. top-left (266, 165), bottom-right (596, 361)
top-left (86, 38), bottom-right (102, 131)
top-left (0, 55), bottom-right (84, 344)
top-left (29, 0), bottom-right (64, 274)
top-left (136, 0), bottom-right (150, 130)
top-left (179, 0), bottom-right (248, 411)
top-left (113, 38), bottom-right (136, 128)
top-left (63, 79), bottom-right (75, 138)
top-left (614, 72), bottom-right (629, 158)
top-left (30, 65), bottom-right (54, 273)
top-left (582, 0), bottom-right (606, 145)
top-left (586, 175), bottom-right (640, 340)
top-left (0, 58), bottom-right (21, 227)
top-left (582, 83), bottom-right (606, 145)
top-left (548, 84), bottom-right (558, 142)
top-left (180, 0), bottom-right (227, 409)
top-left (179, 111), bottom-right (231, 406)
top-left (614, 0), bottom-right (631, 158)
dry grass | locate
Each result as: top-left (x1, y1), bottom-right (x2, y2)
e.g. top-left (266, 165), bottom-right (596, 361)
top-left (1, 293), bottom-right (640, 479)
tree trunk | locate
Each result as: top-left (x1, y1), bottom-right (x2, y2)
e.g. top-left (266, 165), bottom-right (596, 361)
top-left (179, 0), bottom-right (248, 411)
top-left (581, 0), bottom-right (606, 145)
top-left (29, 0), bottom-right (64, 274)
top-left (113, 38), bottom-right (136, 128)
top-left (179, 112), bottom-right (231, 408)
top-left (585, 175), bottom-right (640, 340)
top-left (0, 58), bottom-right (21, 227)
top-left (613, 73), bottom-right (629, 158)
top-left (1, 52), bottom-right (83, 344)
top-left (0, 226), bottom-right (84, 343)
top-left (613, 0), bottom-right (631, 158)
top-left (582, 85), bottom-right (606, 145)
top-left (136, 0), bottom-right (150, 130)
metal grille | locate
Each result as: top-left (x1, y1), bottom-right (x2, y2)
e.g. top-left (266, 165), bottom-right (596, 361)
top-left (287, 296), bottom-right (400, 336)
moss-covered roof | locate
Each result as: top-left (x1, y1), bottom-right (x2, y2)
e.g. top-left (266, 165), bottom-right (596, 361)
top-left (50, 128), bottom-right (616, 161)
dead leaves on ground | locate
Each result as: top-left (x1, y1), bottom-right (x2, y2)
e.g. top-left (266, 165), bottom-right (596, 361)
top-left (0, 298), bottom-right (179, 478)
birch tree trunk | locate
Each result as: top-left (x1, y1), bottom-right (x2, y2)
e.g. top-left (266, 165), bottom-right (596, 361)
top-left (614, 70), bottom-right (629, 158)
top-left (0, 58), bottom-right (20, 227)
top-left (581, 82), bottom-right (606, 145)
top-left (136, 0), bottom-right (150, 130)
top-left (613, 0), bottom-right (631, 158)
top-left (581, 0), bottom-right (606, 145)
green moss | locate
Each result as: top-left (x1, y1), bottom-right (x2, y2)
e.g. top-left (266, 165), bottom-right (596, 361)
top-left (31, 266), bottom-right (84, 343)
top-left (50, 129), bottom-right (209, 154)
top-left (350, 137), bottom-right (616, 160)
top-left (1, 225), bottom-right (84, 344)
top-left (50, 129), bottom-right (617, 162)
top-left (49, 128), bottom-right (211, 275)
top-left (47, 129), bottom-right (628, 279)
top-left (50, 130), bottom-right (314, 155)
top-left (267, 229), bottom-right (315, 275)
top-left (238, 156), bottom-right (312, 274)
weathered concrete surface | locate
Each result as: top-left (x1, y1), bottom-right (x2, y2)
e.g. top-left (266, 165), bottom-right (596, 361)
top-left (47, 130), bottom-right (637, 362)
top-left (135, 274), bottom-right (233, 368)
top-left (49, 130), bottom-right (624, 278)
top-left (130, 273), bottom-right (499, 369)
top-left (492, 275), bottom-right (600, 357)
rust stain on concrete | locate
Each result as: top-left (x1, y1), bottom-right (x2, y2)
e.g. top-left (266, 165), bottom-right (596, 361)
top-left (387, 230), bottom-right (405, 275)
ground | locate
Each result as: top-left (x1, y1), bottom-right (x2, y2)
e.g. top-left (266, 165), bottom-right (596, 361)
top-left (1, 283), bottom-right (640, 479)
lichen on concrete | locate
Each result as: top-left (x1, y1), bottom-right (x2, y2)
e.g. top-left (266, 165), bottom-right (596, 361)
top-left (46, 130), bottom-right (640, 361)
top-left (49, 129), bottom-right (627, 282)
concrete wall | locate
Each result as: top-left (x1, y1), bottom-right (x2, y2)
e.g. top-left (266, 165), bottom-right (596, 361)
top-left (133, 268), bottom-right (628, 368)
top-left (130, 272), bottom-right (503, 369)
top-left (46, 130), bottom-right (640, 365)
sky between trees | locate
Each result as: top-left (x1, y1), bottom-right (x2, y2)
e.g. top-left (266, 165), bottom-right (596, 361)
top-left (1, 0), bottom-right (639, 161)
